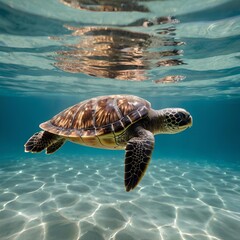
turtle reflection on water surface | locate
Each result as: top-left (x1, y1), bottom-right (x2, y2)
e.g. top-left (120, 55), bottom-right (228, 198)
top-left (25, 95), bottom-right (192, 191)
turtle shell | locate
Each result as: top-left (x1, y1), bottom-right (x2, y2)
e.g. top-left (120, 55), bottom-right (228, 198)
top-left (40, 95), bottom-right (151, 140)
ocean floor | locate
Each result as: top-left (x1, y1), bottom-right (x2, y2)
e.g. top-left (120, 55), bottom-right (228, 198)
top-left (0, 156), bottom-right (239, 240)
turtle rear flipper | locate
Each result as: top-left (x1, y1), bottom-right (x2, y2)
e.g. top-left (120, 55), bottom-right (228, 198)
top-left (46, 138), bottom-right (65, 154)
top-left (124, 127), bottom-right (155, 192)
top-left (24, 131), bottom-right (63, 153)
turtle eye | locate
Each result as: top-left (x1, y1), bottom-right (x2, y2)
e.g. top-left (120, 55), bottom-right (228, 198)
top-left (178, 113), bottom-right (192, 126)
top-left (175, 112), bottom-right (185, 120)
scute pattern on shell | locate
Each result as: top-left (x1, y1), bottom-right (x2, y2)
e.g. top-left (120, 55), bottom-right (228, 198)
top-left (40, 95), bottom-right (151, 138)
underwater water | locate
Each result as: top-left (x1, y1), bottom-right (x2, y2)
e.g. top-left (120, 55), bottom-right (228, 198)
top-left (0, 0), bottom-right (240, 239)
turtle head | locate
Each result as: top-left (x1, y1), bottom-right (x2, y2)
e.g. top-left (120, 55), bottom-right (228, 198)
top-left (158, 108), bottom-right (192, 134)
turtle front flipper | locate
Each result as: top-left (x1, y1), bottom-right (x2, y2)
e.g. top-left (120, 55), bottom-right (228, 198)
top-left (124, 127), bottom-right (155, 192)
top-left (24, 131), bottom-right (64, 154)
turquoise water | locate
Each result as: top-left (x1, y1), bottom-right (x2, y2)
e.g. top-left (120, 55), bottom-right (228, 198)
top-left (1, 0), bottom-right (240, 239)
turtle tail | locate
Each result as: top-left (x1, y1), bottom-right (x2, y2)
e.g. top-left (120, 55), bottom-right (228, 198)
top-left (24, 131), bottom-right (65, 154)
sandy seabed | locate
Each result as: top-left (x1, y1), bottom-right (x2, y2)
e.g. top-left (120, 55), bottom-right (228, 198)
top-left (0, 156), bottom-right (239, 240)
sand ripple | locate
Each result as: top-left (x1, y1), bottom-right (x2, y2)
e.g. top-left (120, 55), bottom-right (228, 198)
top-left (0, 157), bottom-right (239, 240)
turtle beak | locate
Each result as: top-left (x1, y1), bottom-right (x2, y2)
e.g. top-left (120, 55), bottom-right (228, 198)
top-left (179, 114), bottom-right (192, 128)
top-left (188, 115), bottom-right (193, 128)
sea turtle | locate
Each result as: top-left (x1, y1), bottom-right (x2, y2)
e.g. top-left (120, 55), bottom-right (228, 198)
top-left (24, 95), bottom-right (192, 191)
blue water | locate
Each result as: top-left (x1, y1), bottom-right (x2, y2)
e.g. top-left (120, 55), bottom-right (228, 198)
top-left (1, 0), bottom-right (240, 239)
